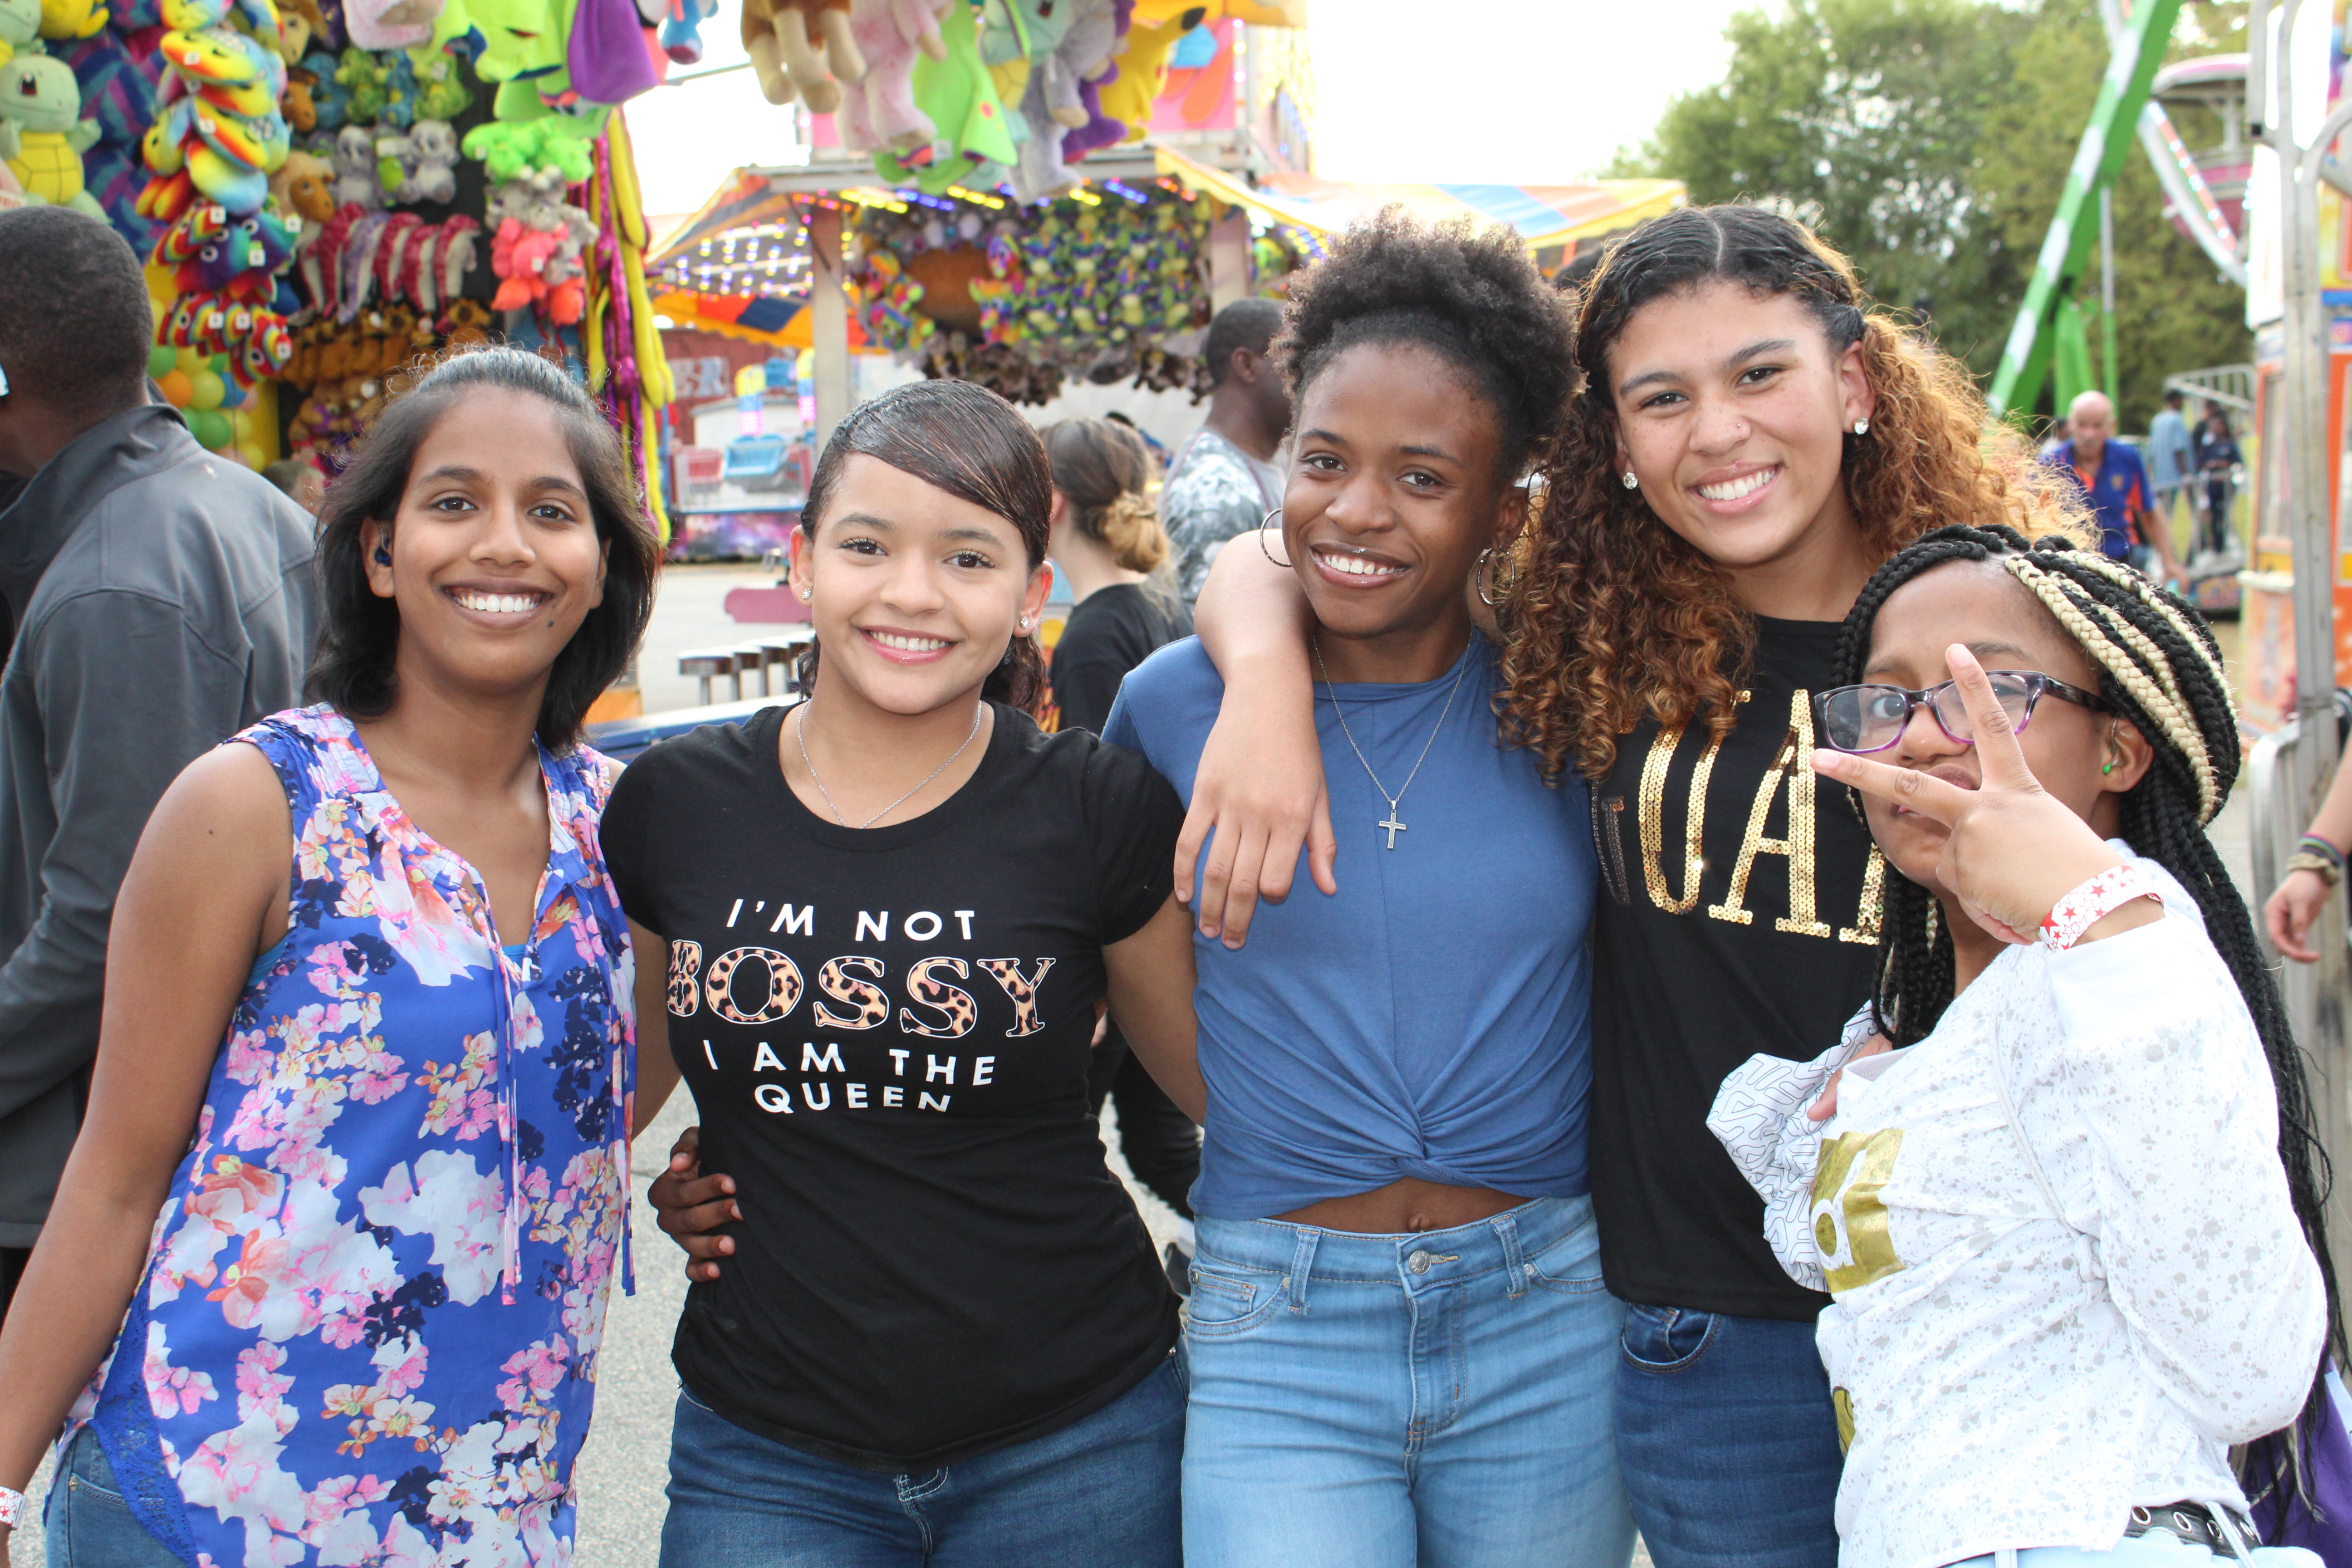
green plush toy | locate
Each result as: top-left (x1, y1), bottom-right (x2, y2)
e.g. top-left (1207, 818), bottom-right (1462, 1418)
top-left (872, 0), bottom-right (1014, 196)
top-left (0, 49), bottom-right (102, 215)
top-left (461, 114), bottom-right (593, 184)
top-left (0, 0), bottom-right (41, 63)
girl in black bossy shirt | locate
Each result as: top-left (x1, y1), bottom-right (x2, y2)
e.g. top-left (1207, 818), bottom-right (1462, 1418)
top-left (603, 380), bottom-right (1203, 1568)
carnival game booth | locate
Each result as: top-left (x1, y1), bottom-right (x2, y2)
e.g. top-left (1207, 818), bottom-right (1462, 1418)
top-left (3, 0), bottom-right (680, 595)
top-left (645, 144), bottom-right (1685, 553)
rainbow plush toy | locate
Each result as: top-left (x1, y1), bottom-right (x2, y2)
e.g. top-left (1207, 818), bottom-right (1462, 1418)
top-left (137, 0), bottom-right (297, 384)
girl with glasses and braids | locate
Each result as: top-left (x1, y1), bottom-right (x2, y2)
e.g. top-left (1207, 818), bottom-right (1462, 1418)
top-left (1172, 203), bottom-right (2078, 1564)
top-left (1710, 523), bottom-right (2335, 1568)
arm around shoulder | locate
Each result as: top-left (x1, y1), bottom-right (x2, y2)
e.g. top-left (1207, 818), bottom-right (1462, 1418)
top-left (1181, 537), bottom-right (1335, 943)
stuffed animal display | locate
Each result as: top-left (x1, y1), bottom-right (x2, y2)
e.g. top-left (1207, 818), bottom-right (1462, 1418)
top-left (740, 0), bottom-right (860, 111)
top-left (846, 179), bottom-right (1215, 405)
top-left (135, 0), bottom-right (297, 382)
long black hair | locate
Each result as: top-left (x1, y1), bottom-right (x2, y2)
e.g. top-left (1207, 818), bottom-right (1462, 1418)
top-left (1835, 521), bottom-right (2342, 1492)
top-left (307, 346), bottom-right (661, 750)
top-left (797, 379), bottom-right (1052, 715)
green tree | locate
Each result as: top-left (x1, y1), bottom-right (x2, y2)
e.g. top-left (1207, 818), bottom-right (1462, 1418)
top-left (1613, 0), bottom-right (2251, 427)
top-left (1975, 0), bottom-right (2248, 426)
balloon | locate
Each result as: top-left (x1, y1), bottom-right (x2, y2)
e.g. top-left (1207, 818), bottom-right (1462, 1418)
top-left (174, 347), bottom-right (205, 375)
top-left (157, 370), bottom-right (195, 407)
top-left (218, 378), bottom-right (246, 410)
top-left (189, 371), bottom-right (225, 412)
top-left (236, 440), bottom-right (268, 470)
top-left (187, 410), bottom-right (232, 449)
top-left (147, 344), bottom-right (177, 380)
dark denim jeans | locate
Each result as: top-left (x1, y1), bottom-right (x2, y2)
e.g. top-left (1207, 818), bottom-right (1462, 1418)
top-left (658, 1357), bottom-right (1184, 1568)
top-left (1613, 1300), bottom-right (1844, 1568)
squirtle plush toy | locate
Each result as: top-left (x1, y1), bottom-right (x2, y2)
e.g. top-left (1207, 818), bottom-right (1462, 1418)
top-left (0, 49), bottom-right (104, 214)
top-left (0, 0), bottom-right (40, 63)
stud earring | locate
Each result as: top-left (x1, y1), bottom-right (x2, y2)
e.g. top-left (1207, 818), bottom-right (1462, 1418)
top-left (1621, 471), bottom-right (1638, 490)
top-left (1852, 419), bottom-right (1871, 436)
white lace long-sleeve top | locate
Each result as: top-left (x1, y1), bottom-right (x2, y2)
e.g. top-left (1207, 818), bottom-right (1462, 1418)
top-left (1707, 850), bottom-right (2326, 1568)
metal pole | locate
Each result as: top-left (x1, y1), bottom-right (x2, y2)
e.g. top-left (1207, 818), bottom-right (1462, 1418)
top-left (808, 205), bottom-right (852, 448)
top-left (2100, 185), bottom-right (2119, 404)
top-left (2264, 0), bottom-right (2352, 1284)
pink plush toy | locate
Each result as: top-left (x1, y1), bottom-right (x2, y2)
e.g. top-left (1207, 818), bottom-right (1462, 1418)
top-left (838, 0), bottom-right (945, 152)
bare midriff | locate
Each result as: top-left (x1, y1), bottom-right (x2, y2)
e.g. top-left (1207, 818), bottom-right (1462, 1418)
top-left (1276, 1177), bottom-right (1526, 1235)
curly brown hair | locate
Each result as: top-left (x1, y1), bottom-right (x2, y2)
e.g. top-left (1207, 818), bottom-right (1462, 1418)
top-left (1498, 205), bottom-right (2084, 780)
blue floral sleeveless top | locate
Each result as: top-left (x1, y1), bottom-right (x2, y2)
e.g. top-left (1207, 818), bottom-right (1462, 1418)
top-left (74, 706), bottom-right (636, 1567)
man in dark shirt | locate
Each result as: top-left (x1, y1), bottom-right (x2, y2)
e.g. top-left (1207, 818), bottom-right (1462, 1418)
top-left (0, 208), bottom-right (317, 1319)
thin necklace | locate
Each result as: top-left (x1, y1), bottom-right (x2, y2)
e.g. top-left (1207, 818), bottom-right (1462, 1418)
top-left (795, 699), bottom-right (984, 829)
top-left (1312, 637), bottom-right (1471, 850)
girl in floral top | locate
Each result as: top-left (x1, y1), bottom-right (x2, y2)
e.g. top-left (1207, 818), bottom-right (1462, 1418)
top-left (0, 346), bottom-right (668, 1568)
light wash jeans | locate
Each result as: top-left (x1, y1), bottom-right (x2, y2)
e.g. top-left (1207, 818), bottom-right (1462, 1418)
top-left (1181, 1194), bottom-right (1632, 1568)
top-left (44, 1427), bottom-right (181, 1568)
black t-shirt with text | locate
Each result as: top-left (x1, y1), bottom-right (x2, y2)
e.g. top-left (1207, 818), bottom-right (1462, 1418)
top-left (1048, 583), bottom-right (1192, 737)
top-left (601, 702), bottom-right (1184, 1469)
top-left (1587, 617), bottom-right (1884, 1321)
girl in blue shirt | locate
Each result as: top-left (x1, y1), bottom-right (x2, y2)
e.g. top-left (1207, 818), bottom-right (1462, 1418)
top-left (1102, 212), bottom-right (1629, 1568)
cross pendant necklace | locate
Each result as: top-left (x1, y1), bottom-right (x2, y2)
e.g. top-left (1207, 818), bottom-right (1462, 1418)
top-left (1313, 637), bottom-right (1472, 851)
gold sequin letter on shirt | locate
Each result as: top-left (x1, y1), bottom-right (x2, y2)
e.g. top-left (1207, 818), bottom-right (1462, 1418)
top-left (1839, 848), bottom-right (1887, 945)
top-left (1638, 719), bottom-right (1729, 914)
top-left (1708, 691), bottom-right (1832, 936)
top-left (1813, 1127), bottom-right (1906, 1293)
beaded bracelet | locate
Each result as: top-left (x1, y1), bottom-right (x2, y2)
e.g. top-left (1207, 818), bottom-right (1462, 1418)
top-left (2040, 863), bottom-right (2163, 951)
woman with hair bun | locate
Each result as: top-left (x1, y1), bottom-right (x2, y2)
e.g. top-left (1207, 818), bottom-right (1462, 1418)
top-left (1043, 418), bottom-right (1201, 1262)
top-left (1045, 417), bottom-right (1191, 739)
top-left (1176, 204), bottom-right (2083, 1566)
top-left (1105, 210), bottom-right (1629, 1567)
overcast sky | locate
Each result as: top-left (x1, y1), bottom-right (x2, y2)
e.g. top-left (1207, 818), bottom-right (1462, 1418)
top-left (626, 0), bottom-right (1752, 217)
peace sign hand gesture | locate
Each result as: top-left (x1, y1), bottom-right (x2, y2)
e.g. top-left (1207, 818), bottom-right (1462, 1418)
top-left (1808, 644), bottom-right (2156, 950)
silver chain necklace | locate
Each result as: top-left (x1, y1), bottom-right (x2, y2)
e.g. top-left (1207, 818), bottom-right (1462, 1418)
top-left (794, 699), bottom-right (984, 829)
top-left (1312, 638), bottom-right (1471, 850)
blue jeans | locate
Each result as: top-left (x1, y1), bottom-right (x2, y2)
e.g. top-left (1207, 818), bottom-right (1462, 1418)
top-left (658, 1357), bottom-right (1183, 1568)
top-left (1614, 1301), bottom-right (1844, 1568)
top-left (1182, 1195), bottom-right (1632, 1568)
top-left (44, 1426), bottom-right (181, 1568)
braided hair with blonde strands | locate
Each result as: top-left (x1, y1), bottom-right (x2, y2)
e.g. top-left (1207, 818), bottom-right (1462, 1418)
top-left (1499, 204), bottom-right (2086, 783)
top-left (1834, 523), bottom-right (2344, 1503)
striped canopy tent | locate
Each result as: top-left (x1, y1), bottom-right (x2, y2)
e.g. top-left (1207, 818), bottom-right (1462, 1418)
top-left (1152, 147), bottom-right (1684, 260)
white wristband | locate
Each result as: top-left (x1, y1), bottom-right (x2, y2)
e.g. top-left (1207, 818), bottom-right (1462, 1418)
top-left (2040, 863), bottom-right (2161, 951)
top-left (0, 1484), bottom-right (24, 1528)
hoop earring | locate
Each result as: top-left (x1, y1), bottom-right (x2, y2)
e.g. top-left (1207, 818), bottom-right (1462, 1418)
top-left (1256, 509), bottom-right (1292, 568)
top-left (1477, 545), bottom-right (1514, 606)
